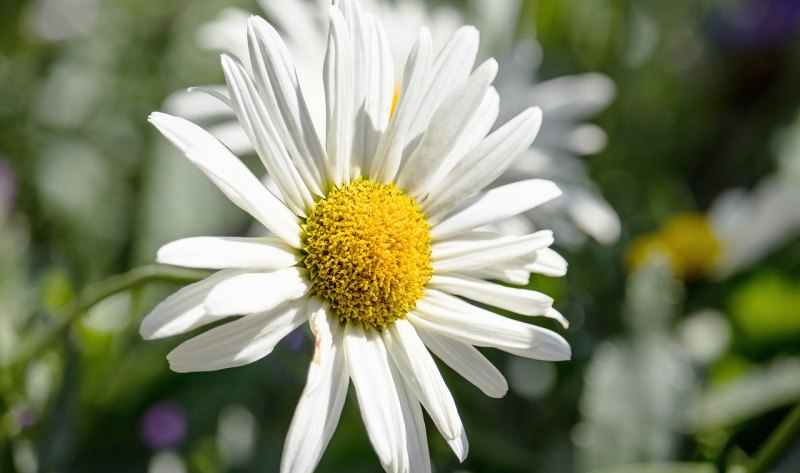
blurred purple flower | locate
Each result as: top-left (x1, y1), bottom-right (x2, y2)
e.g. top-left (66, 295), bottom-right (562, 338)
top-left (11, 404), bottom-right (37, 431)
top-left (0, 158), bottom-right (16, 212)
top-left (709, 0), bottom-right (800, 47)
top-left (281, 326), bottom-right (307, 352)
top-left (140, 401), bottom-right (186, 450)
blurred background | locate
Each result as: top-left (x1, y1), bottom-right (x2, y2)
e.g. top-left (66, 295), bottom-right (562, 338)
top-left (1, 0), bottom-right (799, 472)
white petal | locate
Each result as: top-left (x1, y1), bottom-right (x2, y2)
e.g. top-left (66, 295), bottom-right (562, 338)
top-left (465, 266), bottom-right (532, 286)
top-left (431, 179), bottom-right (562, 240)
top-left (410, 290), bottom-right (571, 361)
top-left (148, 112), bottom-right (301, 247)
top-left (428, 273), bottom-right (553, 316)
top-left (425, 87), bottom-right (499, 189)
top-left (526, 72), bottom-right (616, 120)
top-left (408, 25), bottom-right (480, 139)
top-left (369, 28), bottom-right (432, 184)
top-left (564, 188), bottom-right (621, 245)
top-left (446, 428), bottom-right (469, 465)
top-left (186, 86), bottom-right (233, 110)
top-left (415, 326), bottom-right (508, 398)
top-left (204, 267), bottom-right (310, 316)
top-left (162, 85), bottom-right (232, 119)
top-left (247, 16), bottom-right (328, 195)
top-left (389, 362), bottom-right (432, 473)
top-left (544, 307), bottom-right (570, 329)
top-left (432, 230), bottom-right (554, 273)
top-left (281, 300), bottom-right (348, 473)
top-left (157, 236), bottom-right (299, 270)
top-left (525, 248), bottom-right (568, 277)
top-left (358, 14), bottom-right (394, 177)
top-left (343, 324), bottom-right (408, 472)
top-left (139, 270), bottom-right (245, 340)
top-left (397, 59), bottom-right (498, 198)
top-left (337, 0), bottom-right (368, 178)
top-left (383, 320), bottom-right (464, 455)
top-left (221, 53), bottom-right (314, 215)
top-left (324, 6), bottom-right (355, 186)
top-left (457, 247), bottom-right (568, 284)
top-left (423, 107), bottom-right (543, 221)
top-left (167, 300), bottom-right (306, 372)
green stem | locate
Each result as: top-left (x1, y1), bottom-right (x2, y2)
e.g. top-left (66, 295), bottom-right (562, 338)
top-left (748, 403), bottom-right (800, 473)
top-left (22, 265), bottom-right (209, 363)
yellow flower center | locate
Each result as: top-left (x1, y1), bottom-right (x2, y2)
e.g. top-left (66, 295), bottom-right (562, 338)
top-left (303, 179), bottom-right (432, 330)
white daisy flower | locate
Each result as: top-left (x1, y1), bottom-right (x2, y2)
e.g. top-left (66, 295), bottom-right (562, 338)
top-left (166, 0), bottom-right (619, 247)
top-left (145, 1), bottom-right (570, 471)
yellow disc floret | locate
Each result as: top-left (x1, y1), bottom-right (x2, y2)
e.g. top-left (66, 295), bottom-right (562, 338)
top-left (304, 179), bottom-right (432, 330)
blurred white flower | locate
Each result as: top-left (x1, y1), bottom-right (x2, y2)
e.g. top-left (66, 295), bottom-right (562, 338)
top-left (146, 1), bottom-right (571, 470)
top-left (166, 0), bottom-right (619, 247)
top-left (678, 310), bottom-right (731, 366)
top-left (576, 261), bottom-right (694, 470)
top-left (25, 0), bottom-right (101, 42)
top-left (708, 112), bottom-right (800, 278)
top-left (628, 110), bottom-right (800, 280)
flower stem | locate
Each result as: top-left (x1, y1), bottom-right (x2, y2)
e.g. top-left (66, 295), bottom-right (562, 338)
top-left (748, 403), bottom-right (800, 473)
top-left (23, 265), bottom-right (209, 363)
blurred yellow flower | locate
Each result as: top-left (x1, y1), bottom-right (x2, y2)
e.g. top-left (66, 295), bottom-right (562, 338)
top-left (627, 213), bottom-right (721, 280)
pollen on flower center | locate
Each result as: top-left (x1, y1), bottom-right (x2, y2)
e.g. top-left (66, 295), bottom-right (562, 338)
top-left (303, 179), bottom-right (432, 330)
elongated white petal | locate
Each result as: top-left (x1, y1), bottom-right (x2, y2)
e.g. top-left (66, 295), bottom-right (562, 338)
top-left (415, 326), bottom-right (508, 398)
top-left (324, 6), bottom-right (354, 186)
top-left (389, 363), bottom-right (432, 473)
top-left (465, 266), bottom-right (532, 286)
top-left (526, 72), bottom-right (616, 120)
top-left (167, 300), bottom-right (306, 372)
top-left (221, 53), bottom-right (314, 215)
top-left (370, 28), bottom-right (432, 184)
top-left (410, 290), bottom-right (571, 361)
top-left (247, 16), bottom-right (328, 195)
top-left (343, 324), bottom-right (408, 472)
top-left (281, 300), bottom-right (348, 473)
top-left (423, 107), bottom-right (543, 221)
top-left (525, 247), bottom-right (568, 277)
top-left (140, 270), bottom-right (245, 340)
top-left (432, 231), bottom-right (554, 273)
top-left (428, 273), bottom-right (553, 316)
top-left (204, 267), bottom-right (310, 316)
top-left (408, 25), bottom-right (480, 139)
top-left (446, 429), bottom-right (469, 465)
top-left (359, 14), bottom-right (394, 176)
top-left (337, 0), bottom-right (367, 178)
top-left (162, 85), bottom-right (232, 119)
top-left (431, 180), bottom-right (562, 240)
top-left (398, 59), bottom-right (498, 198)
top-left (148, 112), bottom-right (301, 247)
top-left (157, 236), bottom-right (299, 270)
top-left (185, 85), bottom-right (233, 111)
top-left (564, 187), bottom-right (621, 245)
top-left (426, 87), bottom-right (499, 189)
top-left (384, 321), bottom-right (463, 452)
top-left (544, 307), bottom-right (570, 329)
top-left (457, 247), bottom-right (568, 285)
